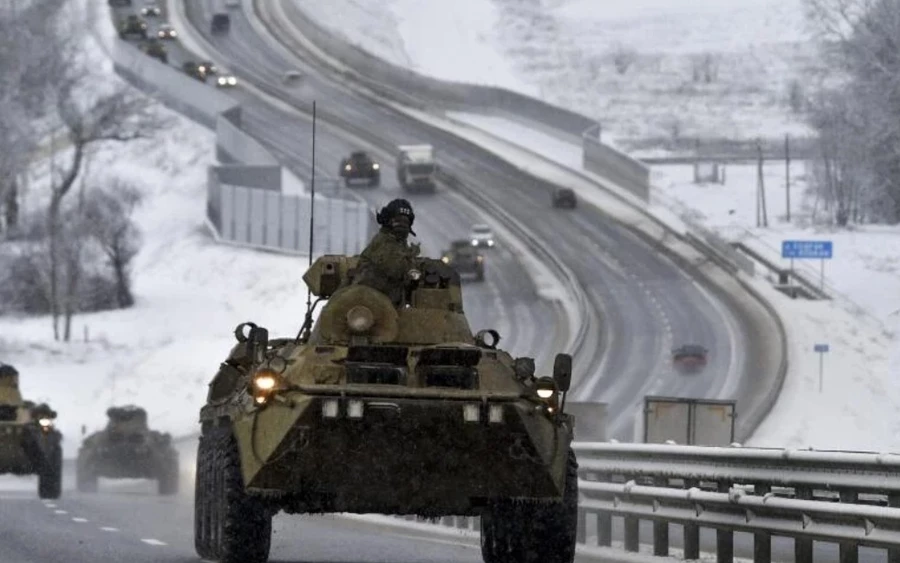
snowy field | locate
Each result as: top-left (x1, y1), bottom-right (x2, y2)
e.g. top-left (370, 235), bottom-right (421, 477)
top-left (0, 26), bottom-right (313, 457)
top-left (291, 0), bottom-right (815, 141)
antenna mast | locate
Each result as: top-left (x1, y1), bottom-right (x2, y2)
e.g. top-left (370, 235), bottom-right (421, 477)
top-left (299, 102), bottom-right (317, 342)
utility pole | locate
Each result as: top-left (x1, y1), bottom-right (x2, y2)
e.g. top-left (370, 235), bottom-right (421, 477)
top-left (785, 134), bottom-right (791, 223)
top-left (757, 140), bottom-right (768, 227)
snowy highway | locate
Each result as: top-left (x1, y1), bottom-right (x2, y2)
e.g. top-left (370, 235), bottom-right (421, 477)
top-left (174, 0), bottom-right (758, 441)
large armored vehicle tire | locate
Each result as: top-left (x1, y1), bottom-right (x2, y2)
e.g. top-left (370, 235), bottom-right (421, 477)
top-left (38, 444), bottom-right (63, 499)
top-left (480, 449), bottom-right (578, 563)
top-left (196, 426), bottom-right (271, 563)
top-left (76, 462), bottom-right (98, 493)
top-left (194, 433), bottom-right (218, 560)
top-left (158, 457), bottom-right (179, 496)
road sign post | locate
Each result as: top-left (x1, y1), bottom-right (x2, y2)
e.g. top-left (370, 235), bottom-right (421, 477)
top-left (814, 343), bottom-right (829, 392)
top-left (781, 240), bottom-right (833, 292)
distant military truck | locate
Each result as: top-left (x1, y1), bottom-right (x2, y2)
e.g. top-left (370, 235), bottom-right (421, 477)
top-left (339, 150), bottom-right (381, 187)
top-left (0, 364), bottom-right (62, 499)
top-left (396, 144), bottom-right (437, 192)
top-left (142, 39), bottom-right (168, 64)
top-left (441, 240), bottom-right (485, 281)
top-left (76, 405), bottom-right (179, 495)
top-left (182, 61), bottom-right (208, 82)
top-left (118, 15), bottom-right (148, 40)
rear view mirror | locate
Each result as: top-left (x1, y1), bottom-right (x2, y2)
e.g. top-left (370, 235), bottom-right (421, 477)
top-left (553, 353), bottom-right (573, 393)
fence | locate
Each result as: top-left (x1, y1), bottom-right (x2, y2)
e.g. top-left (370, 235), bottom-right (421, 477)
top-left (97, 0), bottom-right (373, 256)
top-left (381, 442), bottom-right (900, 563)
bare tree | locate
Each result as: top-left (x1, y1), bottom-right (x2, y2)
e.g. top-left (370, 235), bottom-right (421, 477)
top-left (35, 6), bottom-right (158, 339)
top-left (804, 0), bottom-right (900, 224)
top-left (83, 179), bottom-right (143, 310)
top-left (691, 52), bottom-right (720, 84)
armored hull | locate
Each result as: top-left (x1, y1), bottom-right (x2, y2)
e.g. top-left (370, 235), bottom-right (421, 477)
top-left (0, 422), bottom-right (58, 476)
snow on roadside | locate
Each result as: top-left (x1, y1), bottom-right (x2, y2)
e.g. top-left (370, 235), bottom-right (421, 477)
top-left (289, 0), bottom-right (532, 90)
top-left (428, 112), bottom-right (900, 451)
top-left (0, 22), bottom-right (312, 458)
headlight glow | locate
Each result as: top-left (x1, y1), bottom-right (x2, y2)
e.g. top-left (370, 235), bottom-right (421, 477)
top-left (476, 256), bottom-right (484, 263)
top-left (441, 256), bottom-right (450, 264)
top-left (471, 239), bottom-right (478, 246)
top-left (372, 163), bottom-right (380, 170)
top-left (253, 373), bottom-right (277, 391)
top-left (534, 376), bottom-right (558, 401)
top-left (38, 418), bottom-right (53, 428)
top-left (227, 77), bottom-right (237, 85)
top-left (344, 164), bottom-right (352, 171)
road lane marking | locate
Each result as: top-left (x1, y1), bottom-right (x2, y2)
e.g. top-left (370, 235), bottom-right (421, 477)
top-left (100, 527), bottom-right (119, 532)
top-left (141, 538), bottom-right (167, 546)
top-left (72, 517), bottom-right (88, 523)
top-left (53, 510), bottom-right (68, 515)
top-left (44, 503), bottom-right (57, 508)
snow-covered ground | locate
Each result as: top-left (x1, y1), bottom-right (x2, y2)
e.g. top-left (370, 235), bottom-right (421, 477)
top-left (0, 24), bottom-right (312, 459)
top-left (437, 111), bottom-right (900, 451)
top-left (291, 0), bottom-right (815, 141)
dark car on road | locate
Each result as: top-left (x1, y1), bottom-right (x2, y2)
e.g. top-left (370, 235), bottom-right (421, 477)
top-left (210, 13), bottom-right (230, 34)
top-left (672, 344), bottom-right (709, 374)
top-left (142, 39), bottom-right (167, 64)
top-left (182, 61), bottom-right (208, 82)
top-left (442, 240), bottom-right (485, 281)
top-left (552, 187), bottom-right (577, 209)
top-left (118, 15), bottom-right (148, 40)
top-left (339, 151), bottom-right (381, 187)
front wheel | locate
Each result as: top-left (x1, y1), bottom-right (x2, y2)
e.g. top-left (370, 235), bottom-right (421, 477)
top-left (208, 427), bottom-right (272, 563)
top-left (38, 444), bottom-right (62, 499)
top-left (480, 449), bottom-right (578, 563)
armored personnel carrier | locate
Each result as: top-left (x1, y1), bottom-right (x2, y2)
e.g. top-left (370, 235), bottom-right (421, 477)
top-left (76, 405), bottom-right (178, 495)
top-left (142, 39), bottom-right (168, 64)
top-left (117, 15), bottom-right (148, 40)
top-left (0, 364), bottom-right (62, 499)
top-left (194, 255), bottom-right (578, 563)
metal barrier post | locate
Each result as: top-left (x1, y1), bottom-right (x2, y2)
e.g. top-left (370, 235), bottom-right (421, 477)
top-left (683, 479), bottom-right (701, 559)
top-left (576, 507), bottom-right (587, 544)
top-left (716, 483), bottom-right (734, 563)
top-left (653, 478), bottom-right (669, 556)
top-left (794, 488), bottom-right (814, 563)
top-left (753, 484), bottom-right (772, 563)
top-left (624, 515), bottom-right (640, 552)
top-left (839, 490), bottom-right (859, 563)
top-left (891, 494), bottom-right (900, 563)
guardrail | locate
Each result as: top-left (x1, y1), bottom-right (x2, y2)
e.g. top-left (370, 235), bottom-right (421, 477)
top-left (94, 0), bottom-right (373, 255)
top-left (380, 442), bottom-right (900, 563)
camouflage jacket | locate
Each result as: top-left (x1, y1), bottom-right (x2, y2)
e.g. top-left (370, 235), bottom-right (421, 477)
top-left (353, 229), bottom-right (421, 306)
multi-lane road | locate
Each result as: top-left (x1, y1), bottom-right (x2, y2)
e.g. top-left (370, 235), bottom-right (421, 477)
top-left (170, 0), bottom-right (754, 440)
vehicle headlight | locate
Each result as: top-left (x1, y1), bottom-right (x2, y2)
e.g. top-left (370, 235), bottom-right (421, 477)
top-left (38, 418), bottom-right (54, 430)
top-left (217, 77), bottom-right (226, 85)
top-left (171, 30), bottom-right (177, 36)
top-left (476, 256), bottom-right (484, 263)
top-left (227, 76), bottom-right (237, 85)
top-left (344, 164), bottom-right (352, 171)
top-left (471, 239), bottom-right (478, 246)
top-left (441, 256), bottom-right (450, 264)
top-left (407, 269), bottom-right (422, 282)
top-left (534, 376), bottom-right (558, 401)
top-left (372, 163), bottom-right (380, 170)
top-left (251, 368), bottom-right (281, 405)
top-left (346, 305), bottom-right (375, 334)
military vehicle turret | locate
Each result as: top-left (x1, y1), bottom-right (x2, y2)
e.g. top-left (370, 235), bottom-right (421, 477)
top-left (76, 405), bottom-right (178, 495)
top-left (194, 255), bottom-right (578, 563)
top-left (0, 364), bottom-right (62, 499)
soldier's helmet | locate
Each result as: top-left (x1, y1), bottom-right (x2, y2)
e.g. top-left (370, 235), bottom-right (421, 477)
top-left (376, 198), bottom-right (416, 235)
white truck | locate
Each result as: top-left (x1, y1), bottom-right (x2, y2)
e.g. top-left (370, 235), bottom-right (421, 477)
top-left (396, 144), bottom-right (437, 192)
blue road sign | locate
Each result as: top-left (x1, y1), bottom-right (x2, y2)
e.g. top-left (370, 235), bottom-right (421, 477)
top-left (782, 240), bottom-right (833, 259)
top-left (814, 344), bottom-right (829, 353)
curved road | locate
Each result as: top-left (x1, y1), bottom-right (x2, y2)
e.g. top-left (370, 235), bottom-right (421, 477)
top-left (181, 0), bottom-right (750, 440)
top-left (109, 3), bottom-right (558, 367)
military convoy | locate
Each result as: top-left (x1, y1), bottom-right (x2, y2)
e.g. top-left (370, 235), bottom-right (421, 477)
top-left (76, 405), bottom-right (179, 495)
top-left (194, 254), bottom-right (578, 563)
top-left (0, 364), bottom-right (62, 499)
top-left (142, 39), bottom-right (168, 64)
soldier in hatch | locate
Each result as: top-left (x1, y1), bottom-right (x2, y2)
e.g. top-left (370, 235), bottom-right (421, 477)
top-left (352, 198), bottom-right (421, 306)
